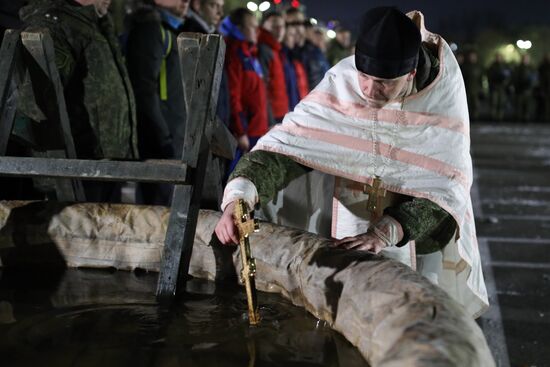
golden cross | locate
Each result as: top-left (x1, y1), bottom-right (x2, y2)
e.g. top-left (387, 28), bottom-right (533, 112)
top-left (234, 199), bottom-right (260, 326)
top-left (363, 176), bottom-right (386, 217)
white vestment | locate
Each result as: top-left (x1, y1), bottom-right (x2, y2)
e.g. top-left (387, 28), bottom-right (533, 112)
top-left (223, 12), bottom-right (489, 318)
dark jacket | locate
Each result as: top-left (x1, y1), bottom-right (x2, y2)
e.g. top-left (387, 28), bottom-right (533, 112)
top-left (512, 63), bottom-right (538, 94)
top-left (221, 17), bottom-right (268, 138)
top-left (18, 0), bottom-right (138, 159)
top-left (181, 9), bottom-right (215, 34)
top-left (281, 46), bottom-right (300, 111)
top-left (300, 40), bottom-right (330, 90)
top-left (258, 28), bottom-right (289, 120)
top-left (125, 7), bottom-right (186, 158)
top-left (487, 61), bottom-right (511, 90)
top-left (539, 59), bottom-right (550, 93)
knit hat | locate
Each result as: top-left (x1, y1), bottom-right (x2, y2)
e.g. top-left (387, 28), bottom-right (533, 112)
top-left (355, 7), bottom-right (421, 79)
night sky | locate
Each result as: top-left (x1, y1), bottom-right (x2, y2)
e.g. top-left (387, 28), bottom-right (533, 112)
top-left (301, 0), bottom-right (550, 38)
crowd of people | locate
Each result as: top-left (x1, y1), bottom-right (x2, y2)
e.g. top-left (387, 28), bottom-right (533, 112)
top-left (459, 50), bottom-right (550, 122)
top-left (0, 0), bottom-right (353, 203)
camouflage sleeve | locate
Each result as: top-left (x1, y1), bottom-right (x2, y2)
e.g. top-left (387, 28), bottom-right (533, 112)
top-left (228, 150), bottom-right (312, 205)
top-left (384, 198), bottom-right (457, 254)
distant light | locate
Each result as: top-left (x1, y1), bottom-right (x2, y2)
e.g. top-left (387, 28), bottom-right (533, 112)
top-left (516, 40), bottom-right (532, 50)
top-left (246, 2), bottom-right (258, 11)
top-left (291, 0), bottom-right (300, 8)
top-left (326, 29), bottom-right (336, 39)
top-left (310, 18), bottom-right (318, 25)
top-left (259, 1), bottom-right (270, 11)
top-left (274, 0), bottom-right (282, 3)
top-left (505, 44), bottom-right (515, 52)
top-left (327, 20), bottom-right (335, 29)
top-left (450, 42), bottom-right (458, 52)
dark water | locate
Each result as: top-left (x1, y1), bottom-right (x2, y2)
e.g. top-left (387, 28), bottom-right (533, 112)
top-left (0, 268), bottom-right (369, 367)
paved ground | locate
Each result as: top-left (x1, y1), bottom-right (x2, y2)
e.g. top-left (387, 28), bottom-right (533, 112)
top-left (472, 123), bottom-right (550, 367)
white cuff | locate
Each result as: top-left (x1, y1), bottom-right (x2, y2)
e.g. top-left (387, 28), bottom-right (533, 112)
top-left (369, 215), bottom-right (402, 247)
top-left (221, 177), bottom-right (259, 212)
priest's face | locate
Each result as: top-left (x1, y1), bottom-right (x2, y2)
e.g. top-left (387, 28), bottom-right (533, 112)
top-left (358, 70), bottom-right (415, 108)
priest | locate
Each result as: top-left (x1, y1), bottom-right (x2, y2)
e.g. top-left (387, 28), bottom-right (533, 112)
top-left (215, 6), bottom-right (489, 318)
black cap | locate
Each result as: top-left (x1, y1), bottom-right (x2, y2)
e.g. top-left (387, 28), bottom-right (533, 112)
top-left (355, 7), bottom-right (421, 79)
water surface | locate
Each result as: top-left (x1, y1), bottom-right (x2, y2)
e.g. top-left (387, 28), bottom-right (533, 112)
top-left (0, 268), bottom-right (369, 367)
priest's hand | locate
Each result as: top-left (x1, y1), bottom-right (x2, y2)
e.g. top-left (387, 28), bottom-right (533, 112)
top-left (215, 201), bottom-right (239, 245)
top-left (333, 232), bottom-right (388, 253)
top-left (332, 215), bottom-right (404, 254)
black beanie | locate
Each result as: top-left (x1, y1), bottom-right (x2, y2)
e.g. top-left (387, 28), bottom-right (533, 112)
top-left (355, 7), bottom-right (421, 79)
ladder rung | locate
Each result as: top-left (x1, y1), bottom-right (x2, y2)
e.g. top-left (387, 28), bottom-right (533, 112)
top-left (0, 157), bottom-right (189, 184)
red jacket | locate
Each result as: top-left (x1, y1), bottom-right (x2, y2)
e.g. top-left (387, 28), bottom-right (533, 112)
top-left (258, 28), bottom-right (289, 120)
top-left (293, 60), bottom-right (310, 99)
top-left (225, 37), bottom-right (268, 138)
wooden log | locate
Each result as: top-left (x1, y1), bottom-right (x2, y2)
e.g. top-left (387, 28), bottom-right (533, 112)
top-left (0, 201), bottom-right (495, 367)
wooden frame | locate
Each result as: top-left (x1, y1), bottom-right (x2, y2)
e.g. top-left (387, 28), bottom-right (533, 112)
top-left (0, 29), bottom-right (227, 298)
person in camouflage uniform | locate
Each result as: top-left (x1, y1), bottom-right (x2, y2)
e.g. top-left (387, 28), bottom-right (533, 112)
top-left (512, 54), bottom-right (538, 122)
top-left (18, 0), bottom-right (138, 160)
top-left (16, 0), bottom-right (138, 201)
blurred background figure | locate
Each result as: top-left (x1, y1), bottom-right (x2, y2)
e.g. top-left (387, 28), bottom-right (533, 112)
top-left (221, 8), bottom-right (268, 172)
top-left (308, 25), bottom-right (327, 53)
top-left (182, 0), bottom-right (223, 34)
top-left (258, 11), bottom-right (289, 125)
top-left (539, 53), bottom-right (550, 122)
top-left (281, 25), bottom-right (307, 112)
top-left (303, 18), bottom-right (329, 88)
top-left (327, 26), bottom-right (352, 66)
top-left (461, 50), bottom-right (484, 121)
top-left (285, 7), bottom-right (328, 90)
top-left (455, 52), bottom-right (465, 67)
top-left (512, 54), bottom-right (538, 122)
top-left (487, 53), bottom-right (511, 122)
top-left (125, 0), bottom-right (190, 205)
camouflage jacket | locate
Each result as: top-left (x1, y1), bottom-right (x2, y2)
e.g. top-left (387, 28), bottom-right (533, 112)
top-left (18, 0), bottom-right (138, 159)
top-left (230, 150), bottom-right (457, 254)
